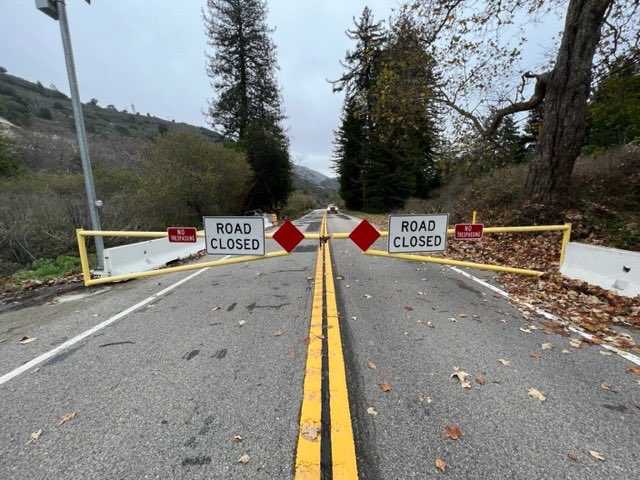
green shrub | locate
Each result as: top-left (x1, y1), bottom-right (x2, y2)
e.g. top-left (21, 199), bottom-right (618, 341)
top-left (13, 256), bottom-right (80, 282)
top-left (138, 132), bottom-right (252, 227)
top-left (115, 125), bottom-right (130, 136)
top-left (37, 107), bottom-right (53, 120)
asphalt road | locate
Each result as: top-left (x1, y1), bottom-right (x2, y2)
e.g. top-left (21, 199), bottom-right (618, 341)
top-left (0, 209), bottom-right (639, 479)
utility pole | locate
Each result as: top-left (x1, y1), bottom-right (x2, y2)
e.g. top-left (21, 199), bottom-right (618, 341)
top-left (36, 0), bottom-right (104, 270)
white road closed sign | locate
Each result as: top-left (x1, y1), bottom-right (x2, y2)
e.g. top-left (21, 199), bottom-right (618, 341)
top-left (388, 214), bottom-right (449, 254)
top-left (204, 216), bottom-right (265, 256)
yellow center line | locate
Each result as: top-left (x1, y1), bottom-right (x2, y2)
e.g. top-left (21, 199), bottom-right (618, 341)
top-left (324, 219), bottom-right (359, 478)
top-left (294, 216), bottom-right (325, 480)
top-left (294, 214), bottom-right (358, 479)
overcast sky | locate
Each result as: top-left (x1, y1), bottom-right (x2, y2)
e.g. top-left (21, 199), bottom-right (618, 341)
top-left (2, 1), bottom-right (561, 177)
top-left (1, 0), bottom-right (411, 176)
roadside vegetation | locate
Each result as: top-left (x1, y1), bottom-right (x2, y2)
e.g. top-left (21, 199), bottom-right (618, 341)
top-left (0, 0), bottom-right (336, 283)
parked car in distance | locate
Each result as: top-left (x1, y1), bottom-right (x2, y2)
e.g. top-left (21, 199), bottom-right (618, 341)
top-left (327, 205), bottom-right (339, 214)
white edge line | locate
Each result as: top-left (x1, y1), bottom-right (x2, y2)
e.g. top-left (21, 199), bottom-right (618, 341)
top-left (0, 257), bottom-right (231, 387)
top-left (448, 266), bottom-right (640, 367)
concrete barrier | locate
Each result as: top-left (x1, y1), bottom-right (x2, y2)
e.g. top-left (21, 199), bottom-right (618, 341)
top-left (102, 236), bottom-right (205, 277)
top-left (100, 215), bottom-right (274, 277)
top-left (560, 242), bottom-right (640, 298)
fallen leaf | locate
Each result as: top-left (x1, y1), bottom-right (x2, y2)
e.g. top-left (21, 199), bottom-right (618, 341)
top-left (367, 360), bottom-right (377, 370)
top-left (497, 358), bottom-right (511, 366)
top-left (626, 366), bottom-right (640, 376)
top-left (238, 320), bottom-right (246, 326)
top-left (443, 424), bottom-right (463, 440)
top-left (450, 368), bottom-right (471, 389)
top-left (589, 450), bottom-right (605, 461)
top-left (233, 435), bottom-right (243, 443)
top-left (301, 424), bottom-right (320, 441)
top-left (567, 452), bottom-right (579, 461)
top-left (435, 458), bottom-right (447, 472)
top-left (458, 313), bottom-right (467, 318)
top-left (527, 388), bottom-right (546, 402)
top-left (19, 336), bottom-right (36, 345)
top-left (530, 352), bottom-right (542, 360)
top-left (273, 329), bottom-right (285, 337)
top-left (379, 383), bottom-right (392, 392)
top-left (600, 383), bottom-right (617, 392)
top-left (569, 338), bottom-right (583, 348)
top-left (599, 350), bottom-right (613, 356)
top-left (519, 327), bottom-right (532, 334)
top-left (541, 342), bottom-right (553, 350)
top-left (26, 429), bottom-right (42, 445)
top-left (211, 306), bottom-right (221, 311)
top-left (367, 406), bottom-right (378, 416)
top-left (238, 453), bottom-right (250, 464)
top-left (561, 349), bottom-right (571, 354)
top-left (364, 294), bottom-right (372, 299)
top-left (58, 412), bottom-right (78, 426)
top-left (475, 374), bottom-right (486, 385)
top-left (404, 306), bottom-right (414, 312)
top-left (418, 394), bottom-right (432, 403)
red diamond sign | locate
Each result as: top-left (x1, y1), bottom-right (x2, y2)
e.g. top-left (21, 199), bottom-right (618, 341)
top-left (272, 220), bottom-right (305, 252)
top-left (349, 220), bottom-right (380, 251)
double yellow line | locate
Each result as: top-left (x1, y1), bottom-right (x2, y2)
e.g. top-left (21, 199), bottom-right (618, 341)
top-left (294, 215), bottom-right (358, 479)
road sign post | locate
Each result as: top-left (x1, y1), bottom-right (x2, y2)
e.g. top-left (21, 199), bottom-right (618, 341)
top-left (36, 0), bottom-right (104, 269)
top-left (204, 217), bottom-right (265, 256)
top-left (388, 214), bottom-right (449, 254)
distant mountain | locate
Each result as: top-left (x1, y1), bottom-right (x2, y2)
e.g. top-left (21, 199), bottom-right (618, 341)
top-left (293, 164), bottom-right (338, 190)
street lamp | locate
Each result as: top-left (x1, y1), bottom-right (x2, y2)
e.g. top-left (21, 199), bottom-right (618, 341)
top-left (35, 0), bottom-right (105, 270)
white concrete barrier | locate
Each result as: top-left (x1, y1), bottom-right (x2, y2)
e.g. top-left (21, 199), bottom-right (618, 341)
top-left (102, 236), bottom-right (205, 277)
top-left (560, 242), bottom-right (640, 298)
top-left (100, 215), bottom-right (274, 277)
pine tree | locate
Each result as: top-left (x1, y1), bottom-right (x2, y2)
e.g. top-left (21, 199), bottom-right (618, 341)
top-left (204, 0), bottom-right (291, 211)
top-left (333, 98), bottom-right (366, 210)
top-left (494, 115), bottom-right (526, 166)
top-left (371, 13), bottom-right (440, 202)
top-left (332, 7), bottom-right (386, 211)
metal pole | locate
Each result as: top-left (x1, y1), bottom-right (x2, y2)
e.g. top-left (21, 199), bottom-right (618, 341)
top-left (56, 0), bottom-right (104, 269)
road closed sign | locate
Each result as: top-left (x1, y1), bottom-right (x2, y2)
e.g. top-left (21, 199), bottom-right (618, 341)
top-left (388, 214), bottom-right (449, 254)
top-left (204, 216), bottom-right (265, 256)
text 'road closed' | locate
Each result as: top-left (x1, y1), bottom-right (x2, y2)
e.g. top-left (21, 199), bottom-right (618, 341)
top-left (388, 214), bottom-right (449, 254)
top-left (204, 216), bottom-right (265, 256)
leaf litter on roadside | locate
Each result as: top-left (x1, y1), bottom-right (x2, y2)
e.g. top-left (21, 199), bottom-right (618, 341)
top-left (378, 383), bottom-right (392, 392)
top-left (301, 424), bottom-right (320, 441)
top-left (26, 429), bottom-right (42, 445)
top-left (58, 412), bottom-right (77, 426)
top-left (527, 388), bottom-right (546, 402)
top-left (450, 368), bottom-right (472, 389)
top-left (589, 450), bottom-right (605, 461)
top-left (435, 458), bottom-right (447, 472)
top-left (443, 424), bottom-right (463, 440)
top-left (19, 336), bottom-right (36, 345)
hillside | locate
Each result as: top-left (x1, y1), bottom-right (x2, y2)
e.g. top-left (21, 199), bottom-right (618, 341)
top-left (292, 164), bottom-right (339, 205)
top-left (0, 71), bottom-right (336, 198)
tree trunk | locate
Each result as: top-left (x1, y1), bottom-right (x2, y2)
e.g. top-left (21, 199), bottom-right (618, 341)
top-left (524, 0), bottom-right (611, 203)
